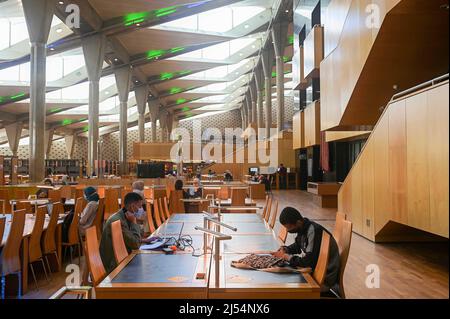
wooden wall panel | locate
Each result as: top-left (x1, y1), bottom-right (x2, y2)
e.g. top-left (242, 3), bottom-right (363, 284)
top-left (361, 141), bottom-right (375, 240)
top-left (406, 92), bottom-right (430, 232)
top-left (304, 26), bottom-right (324, 79)
top-left (388, 100), bottom-right (408, 225)
top-left (323, 0), bottom-right (353, 57)
top-left (427, 84), bottom-right (449, 238)
top-left (293, 111), bottom-right (304, 149)
top-left (304, 101), bottom-right (320, 147)
top-left (350, 160), bottom-right (363, 234)
top-left (372, 115), bottom-right (391, 234)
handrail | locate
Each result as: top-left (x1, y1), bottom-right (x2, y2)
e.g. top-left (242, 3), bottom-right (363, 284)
top-left (392, 74), bottom-right (449, 101)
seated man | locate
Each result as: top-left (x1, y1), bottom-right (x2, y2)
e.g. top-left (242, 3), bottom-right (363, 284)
top-left (100, 192), bottom-right (150, 274)
top-left (187, 178), bottom-right (203, 198)
top-left (271, 207), bottom-right (340, 293)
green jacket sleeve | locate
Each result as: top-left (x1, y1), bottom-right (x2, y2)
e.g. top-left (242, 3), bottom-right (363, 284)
top-left (121, 219), bottom-right (141, 251)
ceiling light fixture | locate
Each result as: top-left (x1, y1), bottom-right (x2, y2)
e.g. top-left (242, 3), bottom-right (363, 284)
top-left (56, 28), bottom-right (62, 33)
top-left (244, 24), bottom-right (250, 29)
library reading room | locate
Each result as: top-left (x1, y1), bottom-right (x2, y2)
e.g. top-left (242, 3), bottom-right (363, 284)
top-left (0, 0), bottom-right (448, 304)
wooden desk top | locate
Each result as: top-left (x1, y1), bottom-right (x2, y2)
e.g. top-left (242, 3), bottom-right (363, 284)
top-left (208, 254), bottom-right (320, 299)
top-left (95, 252), bottom-right (212, 299)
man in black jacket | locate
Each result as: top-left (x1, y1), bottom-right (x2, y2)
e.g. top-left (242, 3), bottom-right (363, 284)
top-left (271, 207), bottom-right (340, 293)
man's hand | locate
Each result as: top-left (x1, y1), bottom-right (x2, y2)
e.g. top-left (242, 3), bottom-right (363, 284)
top-left (125, 211), bottom-right (137, 224)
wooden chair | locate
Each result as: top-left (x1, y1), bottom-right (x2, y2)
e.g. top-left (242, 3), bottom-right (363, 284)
top-left (231, 188), bottom-right (246, 206)
top-left (218, 187), bottom-right (229, 200)
top-left (50, 286), bottom-right (92, 299)
top-left (331, 220), bottom-right (353, 298)
top-left (97, 187), bottom-right (105, 199)
top-left (145, 202), bottom-right (156, 235)
top-left (14, 201), bottom-right (32, 213)
top-left (0, 209), bottom-right (26, 299)
top-left (0, 217), bottom-right (5, 245)
top-left (158, 198), bottom-right (166, 223)
top-left (93, 198), bottom-right (105, 242)
top-left (48, 189), bottom-right (61, 203)
top-left (333, 212), bottom-right (346, 245)
top-left (121, 186), bottom-right (132, 208)
top-left (269, 200), bottom-right (278, 229)
top-left (264, 196), bottom-right (273, 223)
top-left (162, 197), bottom-right (171, 220)
top-left (84, 226), bottom-right (106, 286)
top-left (111, 220), bottom-right (128, 265)
top-left (153, 199), bottom-right (163, 228)
top-left (278, 225), bottom-right (288, 244)
top-left (42, 202), bottom-right (62, 275)
top-left (104, 188), bottom-right (120, 221)
top-left (59, 185), bottom-right (72, 200)
top-left (0, 190), bottom-right (12, 214)
top-left (28, 206), bottom-right (50, 290)
top-left (74, 187), bottom-right (84, 201)
top-left (15, 190), bottom-right (29, 200)
top-left (261, 195), bottom-right (269, 217)
top-left (312, 231), bottom-right (331, 288)
top-left (62, 197), bottom-right (84, 265)
top-left (169, 190), bottom-right (184, 214)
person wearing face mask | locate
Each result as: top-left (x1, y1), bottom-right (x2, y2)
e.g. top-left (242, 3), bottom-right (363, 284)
top-left (99, 192), bottom-right (152, 274)
top-left (271, 207), bottom-right (340, 293)
top-left (78, 187), bottom-right (100, 237)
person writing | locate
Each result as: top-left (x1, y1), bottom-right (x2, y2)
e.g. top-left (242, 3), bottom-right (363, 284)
top-left (271, 207), bottom-right (340, 293)
top-left (99, 192), bottom-right (151, 274)
top-left (36, 178), bottom-right (54, 198)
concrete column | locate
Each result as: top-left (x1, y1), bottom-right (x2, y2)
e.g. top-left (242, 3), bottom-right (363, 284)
top-left (167, 112), bottom-right (174, 141)
top-left (272, 22), bottom-right (289, 132)
top-left (135, 85), bottom-right (149, 143)
top-left (249, 79), bottom-right (257, 125)
top-left (240, 108), bottom-right (245, 130)
top-left (254, 67), bottom-right (264, 138)
top-left (262, 47), bottom-right (275, 139)
top-left (44, 128), bottom-right (54, 159)
top-left (149, 99), bottom-right (160, 143)
top-left (22, 0), bottom-right (55, 182)
top-left (245, 92), bottom-right (252, 124)
top-left (5, 122), bottom-right (23, 157)
top-left (114, 66), bottom-right (132, 175)
top-left (65, 134), bottom-right (77, 159)
top-left (159, 110), bottom-right (169, 142)
top-left (82, 34), bottom-right (106, 176)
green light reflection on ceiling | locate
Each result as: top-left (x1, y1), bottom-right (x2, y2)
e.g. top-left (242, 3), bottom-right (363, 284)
top-left (124, 12), bottom-right (149, 26)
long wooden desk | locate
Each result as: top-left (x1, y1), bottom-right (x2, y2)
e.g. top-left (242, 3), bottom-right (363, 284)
top-left (96, 213), bottom-right (320, 299)
top-left (1, 214), bottom-right (64, 296)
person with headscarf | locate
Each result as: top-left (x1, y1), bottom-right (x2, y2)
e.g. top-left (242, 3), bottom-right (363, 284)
top-left (78, 186), bottom-right (100, 236)
top-left (36, 178), bottom-right (54, 198)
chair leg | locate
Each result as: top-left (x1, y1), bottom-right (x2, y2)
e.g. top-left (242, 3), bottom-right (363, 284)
top-left (17, 271), bottom-right (21, 299)
top-left (52, 251), bottom-right (61, 270)
top-left (69, 246), bottom-right (73, 265)
top-left (40, 258), bottom-right (50, 283)
top-left (78, 243), bottom-right (81, 266)
top-left (44, 255), bottom-right (53, 279)
top-left (29, 263), bottom-right (39, 291)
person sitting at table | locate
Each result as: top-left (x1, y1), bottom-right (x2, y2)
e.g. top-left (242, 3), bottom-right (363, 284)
top-left (78, 187), bottom-right (100, 237)
top-left (61, 175), bottom-right (70, 185)
top-left (100, 192), bottom-right (151, 274)
top-left (224, 170), bottom-right (233, 182)
top-left (187, 178), bottom-right (203, 198)
top-left (36, 178), bottom-right (54, 198)
top-left (271, 207), bottom-right (340, 293)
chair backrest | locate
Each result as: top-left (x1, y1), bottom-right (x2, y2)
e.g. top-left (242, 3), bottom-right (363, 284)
top-left (97, 187), bottom-right (105, 199)
top-left (162, 197), bottom-right (171, 220)
top-left (93, 198), bottom-right (105, 242)
top-left (29, 205), bottom-right (46, 263)
top-left (75, 188), bottom-right (84, 201)
top-left (104, 188), bottom-right (120, 221)
top-left (15, 190), bottom-right (29, 200)
top-left (1, 209), bottom-right (26, 275)
top-left (269, 200), bottom-right (278, 229)
top-left (261, 195), bottom-right (269, 218)
top-left (42, 202), bottom-right (62, 254)
top-left (111, 220), bottom-right (129, 265)
top-left (59, 185), bottom-right (72, 200)
top-left (145, 201), bottom-right (156, 235)
top-left (153, 198), bottom-right (163, 227)
top-left (264, 196), bottom-right (273, 222)
top-left (333, 212), bottom-right (346, 245)
top-left (203, 188), bottom-right (218, 199)
top-left (48, 189), bottom-right (61, 203)
top-left (84, 226), bottom-right (106, 286)
top-left (66, 197), bottom-right (83, 244)
top-left (0, 217), bottom-right (5, 247)
top-left (121, 186), bottom-right (132, 208)
top-left (337, 220), bottom-right (353, 298)
top-left (169, 190), bottom-right (184, 214)
top-left (158, 198), bottom-right (166, 223)
top-left (312, 231), bottom-right (331, 286)
top-left (218, 187), bottom-right (229, 200)
top-left (278, 225), bottom-right (288, 244)
top-left (15, 201), bottom-right (32, 213)
top-left (231, 188), bottom-right (246, 206)
top-left (0, 189), bottom-right (12, 214)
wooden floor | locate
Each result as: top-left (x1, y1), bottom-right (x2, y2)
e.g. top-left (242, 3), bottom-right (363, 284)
top-left (21, 190), bottom-right (449, 299)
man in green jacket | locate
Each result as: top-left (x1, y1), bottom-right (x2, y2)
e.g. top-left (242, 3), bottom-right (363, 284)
top-left (100, 192), bottom-right (148, 274)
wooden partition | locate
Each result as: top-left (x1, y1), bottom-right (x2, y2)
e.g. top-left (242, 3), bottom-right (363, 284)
top-left (338, 81), bottom-right (449, 241)
top-left (293, 111), bottom-right (305, 149)
top-left (304, 101), bottom-right (321, 147)
top-left (303, 25), bottom-right (324, 79)
top-left (320, 0), bottom-right (449, 131)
